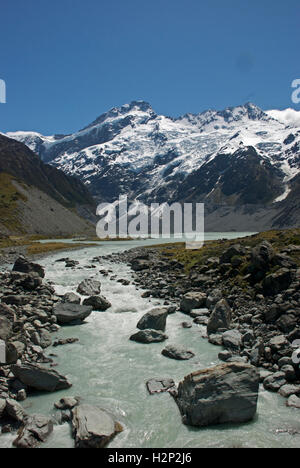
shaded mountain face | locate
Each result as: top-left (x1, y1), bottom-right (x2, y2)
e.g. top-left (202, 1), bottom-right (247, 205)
top-left (6, 101), bottom-right (300, 230)
top-left (0, 134), bottom-right (95, 235)
top-left (0, 134), bottom-right (95, 209)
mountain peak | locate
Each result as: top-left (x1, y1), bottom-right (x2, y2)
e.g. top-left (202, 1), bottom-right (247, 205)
top-left (82, 100), bottom-right (155, 131)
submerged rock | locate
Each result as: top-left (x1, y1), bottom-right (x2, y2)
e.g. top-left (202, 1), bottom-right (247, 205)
top-left (53, 303), bottom-right (93, 324)
top-left (146, 378), bottom-right (175, 395)
top-left (11, 363), bottom-right (72, 392)
top-left (72, 404), bottom-right (123, 448)
top-left (162, 345), bottom-right (195, 361)
top-left (55, 397), bottom-right (79, 410)
top-left (137, 307), bottom-right (168, 331)
top-left (13, 414), bottom-right (53, 448)
top-left (130, 329), bottom-right (168, 343)
top-left (175, 362), bottom-right (259, 427)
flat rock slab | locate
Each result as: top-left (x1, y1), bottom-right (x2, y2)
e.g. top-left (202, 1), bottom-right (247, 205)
top-left (72, 404), bottom-right (123, 448)
top-left (11, 363), bottom-right (72, 392)
top-left (130, 329), bottom-right (168, 344)
top-left (176, 362), bottom-right (259, 427)
top-left (53, 302), bottom-right (93, 324)
top-left (146, 378), bottom-right (176, 395)
top-left (162, 345), bottom-right (195, 361)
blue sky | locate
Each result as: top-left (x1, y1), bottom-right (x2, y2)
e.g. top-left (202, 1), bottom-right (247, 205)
top-left (0, 0), bottom-right (299, 134)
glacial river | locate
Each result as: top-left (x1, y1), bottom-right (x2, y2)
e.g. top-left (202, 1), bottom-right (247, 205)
top-left (1, 233), bottom-right (300, 448)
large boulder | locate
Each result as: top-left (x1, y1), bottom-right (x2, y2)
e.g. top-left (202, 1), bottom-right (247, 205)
top-left (176, 362), bottom-right (259, 427)
top-left (12, 256), bottom-right (45, 278)
top-left (5, 399), bottom-right (27, 423)
top-left (220, 244), bottom-right (246, 264)
top-left (207, 299), bottom-right (232, 335)
top-left (82, 295), bottom-right (112, 311)
top-left (206, 289), bottom-right (223, 309)
top-left (77, 279), bottom-right (101, 296)
top-left (130, 329), bottom-right (168, 344)
top-left (180, 292), bottom-right (207, 314)
top-left (13, 414), bottom-right (53, 448)
top-left (53, 302), bottom-right (93, 324)
top-left (222, 330), bottom-right (242, 353)
top-left (137, 308), bottom-right (168, 332)
top-left (5, 341), bottom-right (26, 364)
top-left (251, 241), bottom-right (274, 272)
top-left (11, 363), bottom-right (72, 392)
top-left (162, 345), bottom-right (195, 361)
top-left (72, 404), bottom-right (123, 448)
top-left (262, 268), bottom-right (293, 296)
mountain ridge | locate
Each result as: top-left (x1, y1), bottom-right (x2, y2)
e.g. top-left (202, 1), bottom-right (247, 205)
top-left (5, 101), bottom-right (300, 231)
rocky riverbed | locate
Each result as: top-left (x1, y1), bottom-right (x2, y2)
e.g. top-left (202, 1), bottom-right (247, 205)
top-left (0, 230), bottom-right (300, 448)
top-left (103, 230), bottom-right (300, 407)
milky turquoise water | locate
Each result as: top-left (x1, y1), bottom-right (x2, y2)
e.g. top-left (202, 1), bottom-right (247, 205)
top-left (1, 234), bottom-right (300, 448)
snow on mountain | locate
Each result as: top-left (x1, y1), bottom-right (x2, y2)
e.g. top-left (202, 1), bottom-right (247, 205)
top-left (6, 101), bottom-right (300, 208)
top-left (266, 109), bottom-right (300, 127)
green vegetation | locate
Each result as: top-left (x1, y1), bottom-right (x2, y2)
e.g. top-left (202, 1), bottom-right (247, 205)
top-left (0, 173), bottom-right (27, 233)
top-left (149, 228), bottom-right (300, 273)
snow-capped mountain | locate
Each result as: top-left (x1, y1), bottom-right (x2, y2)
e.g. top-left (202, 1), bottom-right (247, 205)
top-left (6, 101), bottom-right (300, 230)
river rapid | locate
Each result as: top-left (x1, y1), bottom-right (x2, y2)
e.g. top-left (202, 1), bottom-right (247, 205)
top-left (1, 233), bottom-right (300, 448)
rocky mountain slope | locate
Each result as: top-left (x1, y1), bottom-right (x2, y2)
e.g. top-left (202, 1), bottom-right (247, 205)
top-left (0, 134), bottom-right (95, 236)
top-left (7, 101), bottom-right (300, 231)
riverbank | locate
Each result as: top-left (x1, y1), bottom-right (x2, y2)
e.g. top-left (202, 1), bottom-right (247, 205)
top-left (104, 228), bottom-right (300, 399)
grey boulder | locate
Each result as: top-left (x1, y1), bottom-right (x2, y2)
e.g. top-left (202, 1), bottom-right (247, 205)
top-left (82, 295), bottom-right (112, 311)
top-left (176, 362), bottom-right (259, 427)
top-left (72, 404), bottom-right (123, 448)
top-left (11, 363), bottom-right (72, 392)
top-left (62, 292), bottom-right (81, 304)
top-left (222, 329), bottom-right (242, 352)
top-left (263, 372), bottom-right (286, 392)
top-left (53, 302), bottom-right (93, 324)
top-left (77, 279), bottom-right (101, 296)
top-left (146, 378), bottom-right (175, 395)
top-left (13, 256), bottom-right (45, 278)
top-left (207, 299), bottom-right (232, 335)
top-left (180, 292), bottom-right (207, 314)
top-left (13, 414), bottom-right (53, 448)
top-left (162, 345), bottom-right (195, 361)
top-left (130, 329), bottom-right (168, 344)
top-left (137, 307), bottom-right (168, 332)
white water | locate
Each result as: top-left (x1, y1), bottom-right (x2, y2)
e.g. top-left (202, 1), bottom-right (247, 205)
top-left (1, 233), bottom-right (300, 448)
